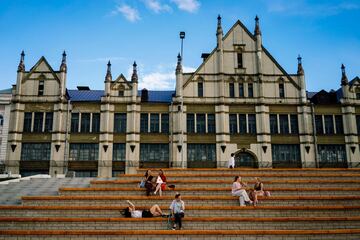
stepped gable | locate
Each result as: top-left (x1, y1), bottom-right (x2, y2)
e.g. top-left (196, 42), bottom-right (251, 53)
top-left (1, 168), bottom-right (360, 239)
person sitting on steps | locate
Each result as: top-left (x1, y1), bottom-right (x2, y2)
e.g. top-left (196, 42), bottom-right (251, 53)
top-left (122, 200), bottom-right (164, 218)
top-left (169, 193), bottom-right (185, 230)
top-left (231, 176), bottom-right (253, 206)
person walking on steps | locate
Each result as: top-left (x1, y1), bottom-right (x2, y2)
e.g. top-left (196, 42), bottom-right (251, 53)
top-left (169, 193), bottom-right (185, 230)
top-left (228, 153), bottom-right (235, 168)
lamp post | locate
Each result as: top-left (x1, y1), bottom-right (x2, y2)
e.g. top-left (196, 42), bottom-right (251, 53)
top-left (179, 31), bottom-right (185, 60)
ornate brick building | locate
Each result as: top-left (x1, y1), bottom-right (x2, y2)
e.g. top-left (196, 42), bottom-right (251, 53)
top-left (5, 16), bottom-right (360, 177)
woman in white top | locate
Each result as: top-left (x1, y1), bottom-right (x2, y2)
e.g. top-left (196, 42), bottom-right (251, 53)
top-left (232, 176), bottom-right (253, 206)
top-left (154, 172), bottom-right (164, 196)
top-left (169, 193), bottom-right (185, 230)
top-left (123, 200), bottom-right (163, 218)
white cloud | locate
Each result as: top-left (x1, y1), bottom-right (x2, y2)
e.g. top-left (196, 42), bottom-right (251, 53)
top-left (139, 72), bottom-right (175, 90)
top-left (183, 66), bottom-right (196, 73)
top-left (113, 4), bottom-right (141, 22)
top-left (171, 0), bottom-right (200, 13)
top-left (143, 0), bottom-right (172, 13)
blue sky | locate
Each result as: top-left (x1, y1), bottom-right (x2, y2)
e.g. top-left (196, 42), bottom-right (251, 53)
top-left (0, 0), bottom-right (359, 92)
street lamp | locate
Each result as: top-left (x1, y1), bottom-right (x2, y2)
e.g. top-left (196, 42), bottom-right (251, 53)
top-left (179, 31), bottom-right (185, 60)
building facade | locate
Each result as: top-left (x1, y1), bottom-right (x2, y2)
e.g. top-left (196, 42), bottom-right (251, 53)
top-left (5, 16), bottom-right (360, 177)
top-left (0, 88), bottom-right (12, 173)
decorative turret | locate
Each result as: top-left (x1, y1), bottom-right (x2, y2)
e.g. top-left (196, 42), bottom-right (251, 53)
top-left (60, 51), bottom-right (67, 72)
top-left (216, 15), bottom-right (223, 49)
top-left (131, 61), bottom-right (138, 83)
top-left (131, 61), bottom-right (138, 101)
top-left (105, 61), bottom-right (112, 96)
top-left (341, 64), bottom-right (348, 86)
top-left (254, 15), bottom-right (261, 36)
top-left (176, 53), bottom-right (183, 97)
top-left (297, 55), bottom-right (306, 103)
top-left (59, 51), bottom-right (68, 98)
top-left (17, 51), bottom-right (25, 72)
top-left (297, 55), bottom-right (304, 75)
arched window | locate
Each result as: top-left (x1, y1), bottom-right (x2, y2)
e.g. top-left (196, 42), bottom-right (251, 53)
top-left (0, 115), bottom-right (3, 126)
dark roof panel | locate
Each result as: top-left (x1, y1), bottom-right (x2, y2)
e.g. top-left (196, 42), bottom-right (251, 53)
top-left (66, 89), bottom-right (175, 103)
top-left (67, 89), bottom-right (104, 102)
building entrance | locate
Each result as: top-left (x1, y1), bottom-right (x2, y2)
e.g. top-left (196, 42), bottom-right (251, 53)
top-left (234, 151), bottom-right (258, 168)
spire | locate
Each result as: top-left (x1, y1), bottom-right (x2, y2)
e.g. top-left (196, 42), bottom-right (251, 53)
top-left (254, 15), bottom-right (261, 35)
top-left (105, 60), bottom-right (112, 82)
top-left (131, 61), bottom-right (138, 83)
top-left (60, 50), bottom-right (67, 72)
top-left (297, 55), bottom-right (304, 75)
top-left (17, 50), bottom-right (25, 72)
top-left (216, 14), bottom-right (223, 36)
top-left (176, 53), bottom-right (182, 73)
top-left (341, 64), bottom-right (348, 86)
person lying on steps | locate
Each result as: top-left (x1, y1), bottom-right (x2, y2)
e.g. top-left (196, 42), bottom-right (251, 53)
top-left (122, 200), bottom-right (164, 218)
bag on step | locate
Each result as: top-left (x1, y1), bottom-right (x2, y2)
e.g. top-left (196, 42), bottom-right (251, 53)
top-left (139, 180), bottom-right (145, 188)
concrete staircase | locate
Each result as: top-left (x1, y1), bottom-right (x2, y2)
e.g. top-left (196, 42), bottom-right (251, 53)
top-left (1, 168), bottom-right (360, 239)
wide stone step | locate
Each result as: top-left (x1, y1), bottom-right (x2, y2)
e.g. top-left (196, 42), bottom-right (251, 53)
top-left (136, 168), bottom-right (360, 175)
top-left (0, 206), bottom-right (359, 218)
top-left (90, 179), bottom-right (360, 188)
top-left (59, 187), bottom-right (360, 196)
top-left (116, 173), bottom-right (360, 181)
top-left (21, 195), bottom-right (360, 207)
top-left (1, 217), bottom-right (360, 230)
top-left (1, 229), bottom-right (360, 240)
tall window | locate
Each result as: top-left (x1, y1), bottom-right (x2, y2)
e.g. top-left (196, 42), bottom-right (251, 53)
top-left (69, 143), bottom-right (98, 161)
top-left (207, 114), bottom-right (216, 133)
top-left (140, 144), bottom-right (169, 162)
top-left (21, 143), bottom-right (51, 161)
top-left (114, 113), bottom-right (127, 133)
top-left (33, 112), bottom-right (43, 132)
top-left (318, 145), bottom-right (347, 167)
top-left (0, 115), bottom-right (3, 126)
top-left (198, 82), bottom-right (203, 97)
top-left (272, 144), bottom-right (301, 167)
top-left (187, 114), bottom-right (195, 133)
top-left (80, 113), bottom-right (91, 133)
top-left (161, 114), bottom-right (169, 133)
top-left (38, 80), bottom-right (44, 96)
top-left (113, 143), bottom-right (126, 161)
top-left (187, 144), bottom-right (216, 162)
top-left (279, 83), bottom-right (285, 98)
top-left (334, 115), bottom-right (343, 134)
top-left (237, 53), bottom-right (243, 68)
top-left (356, 92), bottom-right (360, 100)
top-left (140, 113), bottom-right (148, 133)
top-left (315, 115), bottom-right (324, 134)
top-left (270, 114), bottom-right (278, 134)
top-left (239, 114), bottom-right (247, 134)
top-left (290, 115), bottom-right (299, 134)
top-left (248, 83), bottom-right (253, 98)
top-left (239, 83), bottom-right (244, 97)
top-left (279, 114), bottom-right (289, 134)
top-left (357, 115), bottom-right (360, 134)
top-left (324, 115), bottom-right (334, 134)
top-left (71, 113), bottom-right (79, 133)
top-left (229, 83), bottom-right (235, 98)
top-left (229, 114), bottom-right (237, 134)
top-left (23, 112), bottom-right (32, 132)
top-left (248, 114), bottom-right (256, 134)
top-left (150, 114), bottom-right (160, 133)
top-left (92, 113), bottom-right (100, 133)
top-left (44, 113), bottom-right (53, 132)
top-left (196, 114), bottom-right (206, 133)
top-left (118, 90), bottom-right (124, 97)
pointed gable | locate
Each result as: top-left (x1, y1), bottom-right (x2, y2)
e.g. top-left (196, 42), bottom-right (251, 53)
top-left (24, 56), bottom-right (60, 83)
top-left (184, 19), bottom-right (299, 90)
